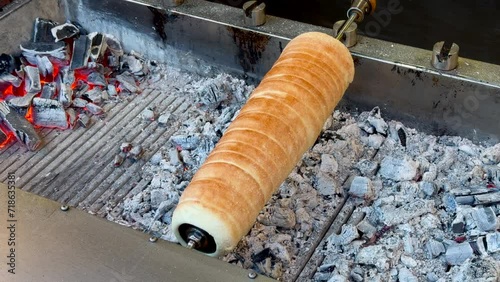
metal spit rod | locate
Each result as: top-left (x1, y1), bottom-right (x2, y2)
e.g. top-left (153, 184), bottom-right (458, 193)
top-left (335, 0), bottom-right (376, 40)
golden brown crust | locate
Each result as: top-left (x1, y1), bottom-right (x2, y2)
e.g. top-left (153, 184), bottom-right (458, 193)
top-left (172, 32), bottom-right (355, 256)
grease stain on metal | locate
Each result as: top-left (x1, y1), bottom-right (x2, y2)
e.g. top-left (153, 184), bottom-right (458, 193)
top-left (227, 26), bottom-right (270, 73)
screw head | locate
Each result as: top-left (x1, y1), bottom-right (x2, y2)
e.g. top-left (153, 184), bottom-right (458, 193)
top-left (60, 205), bottom-right (69, 211)
top-left (149, 236), bottom-right (158, 243)
top-left (248, 271), bottom-right (258, 279)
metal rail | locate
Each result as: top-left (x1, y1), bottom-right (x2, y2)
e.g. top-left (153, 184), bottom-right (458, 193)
top-left (63, 0), bottom-right (500, 144)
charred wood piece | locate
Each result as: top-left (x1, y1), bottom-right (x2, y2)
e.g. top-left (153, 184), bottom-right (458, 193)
top-left (21, 42), bottom-right (66, 60)
top-left (51, 23), bottom-right (80, 42)
top-left (107, 55), bottom-right (120, 70)
top-left (197, 79), bottom-right (228, 107)
top-left (116, 72), bottom-right (139, 93)
top-left (72, 97), bottom-right (88, 108)
top-left (85, 102), bottom-right (103, 115)
top-left (107, 84), bottom-right (118, 96)
top-left (33, 18), bottom-right (57, 43)
top-left (0, 53), bottom-right (21, 87)
top-left (32, 98), bottom-right (68, 129)
top-left (0, 73), bottom-right (22, 88)
top-left (41, 82), bottom-right (56, 99)
top-left (0, 53), bottom-right (17, 76)
top-left (86, 72), bottom-right (107, 87)
top-left (70, 36), bottom-right (90, 70)
top-left (105, 34), bottom-right (123, 56)
top-left (88, 33), bottom-right (106, 62)
top-left (0, 126), bottom-right (8, 144)
top-left (454, 191), bottom-right (500, 206)
top-left (24, 66), bottom-right (41, 94)
top-left (84, 88), bottom-right (103, 104)
top-left (122, 55), bottom-right (143, 74)
top-left (58, 69), bottom-right (74, 107)
top-left (34, 55), bottom-right (54, 77)
top-left (77, 113), bottom-right (90, 128)
top-left (66, 108), bottom-right (77, 129)
top-left (0, 101), bottom-right (41, 150)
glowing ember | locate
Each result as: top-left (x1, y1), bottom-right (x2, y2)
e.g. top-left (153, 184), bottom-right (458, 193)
top-left (0, 125), bottom-right (15, 148)
top-left (25, 105), bottom-right (35, 124)
top-left (0, 17), bottom-right (145, 150)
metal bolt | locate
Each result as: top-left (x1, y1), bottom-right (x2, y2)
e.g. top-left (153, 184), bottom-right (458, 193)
top-left (248, 271), bottom-right (258, 279)
top-left (60, 205), bottom-right (69, 211)
top-left (149, 236), bottom-right (158, 243)
top-left (243, 1), bottom-right (266, 27)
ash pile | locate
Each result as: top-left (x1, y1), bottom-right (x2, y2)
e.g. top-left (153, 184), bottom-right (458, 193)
top-left (306, 108), bottom-right (500, 282)
top-left (105, 73), bottom-right (255, 237)
top-left (110, 95), bottom-right (499, 281)
top-left (0, 18), bottom-right (149, 150)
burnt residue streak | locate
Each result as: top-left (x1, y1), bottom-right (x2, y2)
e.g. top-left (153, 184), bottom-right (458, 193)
top-left (398, 128), bottom-right (407, 147)
top-left (353, 57), bottom-right (362, 67)
top-left (432, 100), bottom-right (441, 109)
top-left (391, 65), bottom-right (425, 86)
top-left (148, 7), bottom-right (169, 41)
top-left (228, 27), bottom-right (270, 73)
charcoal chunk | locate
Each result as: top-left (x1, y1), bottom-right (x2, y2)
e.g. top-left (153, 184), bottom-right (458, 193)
top-left (32, 98), bottom-right (68, 129)
top-left (71, 36), bottom-right (90, 70)
top-left (21, 42), bottom-right (66, 60)
top-left (0, 101), bottom-right (41, 150)
top-left (0, 53), bottom-right (16, 76)
top-left (33, 18), bottom-right (57, 43)
top-left (40, 82), bottom-right (56, 99)
top-left (51, 23), bottom-right (80, 42)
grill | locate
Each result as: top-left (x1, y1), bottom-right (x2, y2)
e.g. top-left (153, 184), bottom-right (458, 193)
top-left (1, 0), bottom-right (500, 281)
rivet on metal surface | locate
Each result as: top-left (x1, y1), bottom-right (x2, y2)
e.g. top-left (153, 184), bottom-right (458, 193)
top-left (243, 1), bottom-right (266, 27)
top-left (60, 205), bottom-right (69, 211)
top-left (333, 20), bottom-right (358, 47)
top-left (163, 0), bottom-right (184, 7)
top-left (248, 271), bottom-right (258, 279)
top-left (149, 236), bottom-right (158, 243)
top-left (432, 41), bottom-right (460, 71)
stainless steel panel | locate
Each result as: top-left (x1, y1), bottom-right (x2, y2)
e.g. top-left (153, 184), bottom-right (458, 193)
top-left (66, 0), bottom-right (500, 144)
top-left (0, 185), bottom-right (274, 281)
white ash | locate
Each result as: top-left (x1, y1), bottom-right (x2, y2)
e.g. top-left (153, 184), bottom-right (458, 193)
top-left (349, 176), bottom-right (374, 199)
top-left (106, 69), bottom-right (254, 242)
top-left (309, 108), bottom-right (500, 282)
top-left (97, 62), bottom-right (500, 281)
top-left (141, 107), bottom-right (156, 121)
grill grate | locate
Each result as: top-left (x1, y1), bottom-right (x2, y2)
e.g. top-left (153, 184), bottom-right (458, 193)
top-left (1, 72), bottom-right (195, 212)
